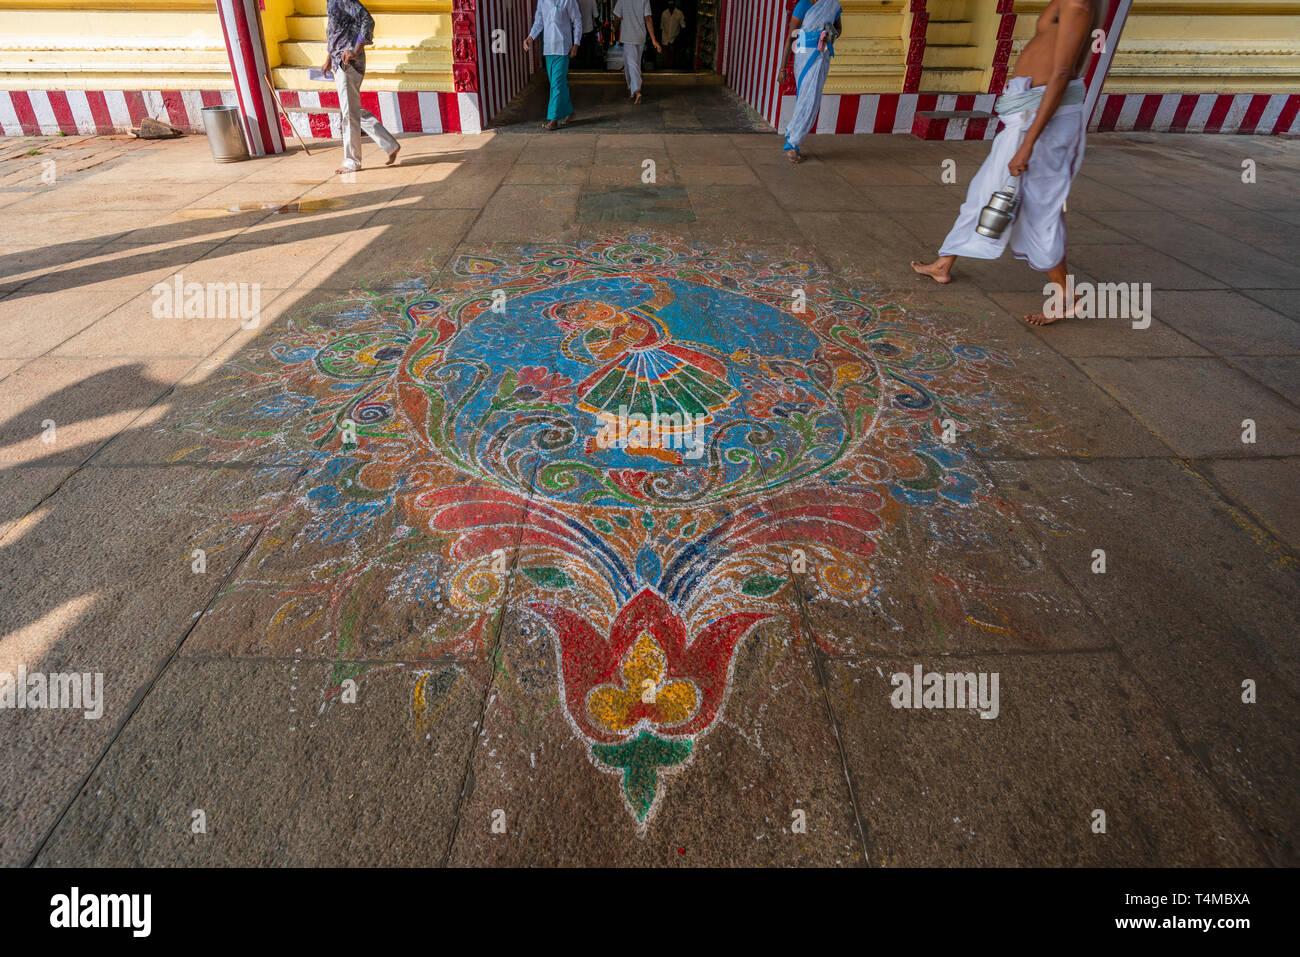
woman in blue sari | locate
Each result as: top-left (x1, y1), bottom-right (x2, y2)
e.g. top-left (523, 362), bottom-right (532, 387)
top-left (777, 0), bottom-right (843, 164)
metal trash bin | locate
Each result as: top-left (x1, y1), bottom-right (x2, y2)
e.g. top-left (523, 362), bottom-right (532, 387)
top-left (201, 105), bottom-right (249, 163)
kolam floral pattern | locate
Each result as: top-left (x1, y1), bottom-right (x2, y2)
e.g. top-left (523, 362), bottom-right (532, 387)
top-left (187, 235), bottom-right (1014, 826)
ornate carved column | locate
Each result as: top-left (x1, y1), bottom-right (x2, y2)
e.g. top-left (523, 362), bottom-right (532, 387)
top-left (988, 0), bottom-right (1017, 94)
top-left (779, 0), bottom-right (797, 96)
top-left (452, 0), bottom-right (479, 96)
top-left (904, 0), bottom-right (928, 93)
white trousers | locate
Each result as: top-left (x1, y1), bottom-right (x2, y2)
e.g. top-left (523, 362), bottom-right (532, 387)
top-left (623, 43), bottom-right (643, 93)
top-left (938, 81), bottom-right (1086, 272)
top-left (334, 63), bottom-right (398, 170)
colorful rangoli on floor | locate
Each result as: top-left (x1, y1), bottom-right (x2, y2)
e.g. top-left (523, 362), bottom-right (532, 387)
top-left (187, 235), bottom-right (1013, 827)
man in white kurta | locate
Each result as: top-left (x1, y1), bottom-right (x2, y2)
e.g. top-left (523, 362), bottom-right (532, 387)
top-left (613, 0), bottom-right (660, 102)
top-left (525, 0), bottom-right (583, 130)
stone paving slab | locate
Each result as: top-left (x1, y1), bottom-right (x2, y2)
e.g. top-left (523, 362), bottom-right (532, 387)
top-left (1151, 291), bottom-right (1300, 356)
top-left (826, 653), bottom-right (1262, 866)
top-left (1228, 355), bottom-right (1300, 406)
top-left (0, 465), bottom-right (298, 866)
top-left (33, 659), bottom-right (482, 866)
top-left (1244, 289), bottom-right (1300, 322)
top-left (1193, 457), bottom-right (1300, 551)
top-left (1078, 356), bottom-right (1300, 458)
top-left (982, 456), bottom-right (1300, 863)
top-left (0, 358), bottom-right (201, 464)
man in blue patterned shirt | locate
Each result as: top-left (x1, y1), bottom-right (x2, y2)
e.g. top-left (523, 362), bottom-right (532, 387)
top-left (320, 0), bottom-right (400, 173)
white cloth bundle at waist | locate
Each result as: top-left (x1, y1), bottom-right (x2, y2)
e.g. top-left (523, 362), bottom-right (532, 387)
top-left (995, 77), bottom-right (1085, 118)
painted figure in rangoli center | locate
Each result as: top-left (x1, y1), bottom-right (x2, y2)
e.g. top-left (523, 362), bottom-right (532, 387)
top-left (558, 281), bottom-right (738, 463)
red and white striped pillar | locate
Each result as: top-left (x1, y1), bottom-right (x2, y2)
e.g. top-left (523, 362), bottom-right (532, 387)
top-left (215, 0), bottom-right (285, 156)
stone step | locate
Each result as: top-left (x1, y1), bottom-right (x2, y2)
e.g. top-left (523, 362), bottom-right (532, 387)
top-left (921, 43), bottom-right (984, 71)
top-left (926, 19), bottom-right (975, 46)
top-left (915, 66), bottom-right (986, 92)
top-left (291, 0), bottom-right (451, 15)
top-left (927, 0), bottom-right (973, 19)
top-left (284, 12), bottom-right (451, 42)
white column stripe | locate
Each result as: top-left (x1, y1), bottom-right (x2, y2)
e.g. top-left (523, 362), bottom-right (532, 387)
top-left (1115, 94), bottom-right (1143, 130)
top-left (29, 92), bottom-right (58, 134)
top-left (815, 94), bottom-right (840, 133)
top-left (0, 93), bottom-right (21, 135)
top-left (855, 95), bottom-right (879, 134)
top-left (894, 93), bottom-right (917, 133)
top-left (459, 92), bottom-right (482, 133)
top-left (103, 91), bottom-right (132, 129)
top-left (1255, 94), bottom-right (1287, 135)
top-left (141, 91), bottom-right (166, 122)
top-left (1186, 95), bottom-right (1216, 132)
top-left (1153, 94), bottom-right (1179, 130)
top-left (180, 90), bottom-right (205, 130)
top-left (66, 90), bottom-right (96, 134)
top-left (419, 92), bottom-right (443, 133)
top-left (1222, 93), bottom-right (1252, 132)
top-left (377, 91), bottom-right (399, 130)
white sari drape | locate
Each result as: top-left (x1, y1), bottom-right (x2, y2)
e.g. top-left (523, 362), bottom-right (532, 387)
top-left (782, 0), bottom-right (841, 151)
top-left (938, 76), bottom-right (1087, 271)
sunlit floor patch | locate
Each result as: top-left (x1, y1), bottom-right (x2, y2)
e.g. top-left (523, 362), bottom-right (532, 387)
top-left (177, 198), bottom-right (349, 218)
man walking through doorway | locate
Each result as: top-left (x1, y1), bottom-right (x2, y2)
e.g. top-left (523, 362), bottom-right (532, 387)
top-left (578, 0), bottom-right (599, 68)
top-left (525, 0), bottom-right (583, 130)
top-left (661, 1), bottom-right (687, 70)
top-left (613, 0), bottom-right (661, 104)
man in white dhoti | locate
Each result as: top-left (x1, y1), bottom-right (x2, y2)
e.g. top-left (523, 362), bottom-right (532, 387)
top-left (613, 0), bottom-right (660, 104)
top-left (911, 0), bottom-right (1101, 325)
top-left (777, 0), bottom-right (842, 164)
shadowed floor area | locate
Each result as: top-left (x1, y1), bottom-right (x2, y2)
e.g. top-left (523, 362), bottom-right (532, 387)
top-left (488, 73), bottom-right (770, 133)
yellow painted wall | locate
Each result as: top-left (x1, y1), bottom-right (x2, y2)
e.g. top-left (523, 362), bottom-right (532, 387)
top-left (823, 0), bottom-right (1300, 94)
top-left (1009, 0), bottom-right (1300, 94)
top-left (0, 0), bottom-right (1297, 95)
top-left (0, 0), bottom-right (455, 93)
top-left (824, 0), bottom-right (909, 95)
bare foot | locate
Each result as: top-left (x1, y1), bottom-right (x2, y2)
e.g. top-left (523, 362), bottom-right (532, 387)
top-left (386, 145), bottom-right (400, 166)
top-left (560, 113), bottom-right (575, 127)
top-left (633, 91), bottom-right (642, 105)
top-left (910, 259), bottom-right (952, 284)
top-left (786, 149), bottom-right (805, 165)
top-left (542, 119), bottom-right (559, 131)
top-left (336, 164), bottom-right (359, 175)
top-left (1022, 306), bottom-right (1075, 326)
